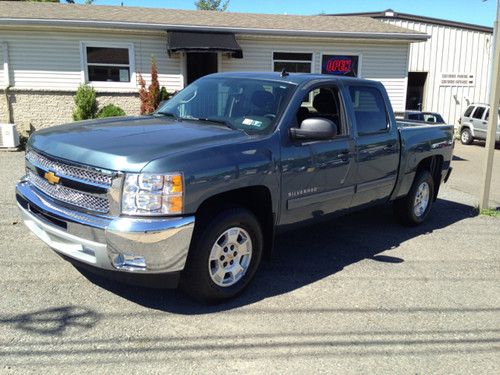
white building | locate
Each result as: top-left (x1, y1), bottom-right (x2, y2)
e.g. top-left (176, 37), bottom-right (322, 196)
top-left (332, 10), bottom-right (494, 125)
top-left (0, 1), bottom-right (427, 132)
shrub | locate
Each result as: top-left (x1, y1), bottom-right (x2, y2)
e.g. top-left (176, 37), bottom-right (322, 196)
top-left (139, 56), bottom-right (162, 114)
top-left (72, 84), bottom-right (97, 121)
top-left (96, 104), bottom-right (126, 118)
top-left (159, 86), bottom-right (169, 102)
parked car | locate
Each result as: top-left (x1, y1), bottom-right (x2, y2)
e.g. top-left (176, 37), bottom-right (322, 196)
top-left (16, 73), bottom-right (454, 303)
top-left (458, 103), bottom-right (500, 145)
top-left (395, 110), bottom-right (446, 124)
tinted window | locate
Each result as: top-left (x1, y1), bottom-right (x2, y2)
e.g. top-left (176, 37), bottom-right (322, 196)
top-left (408, 113), bottom-right (423, 121)
top-left (349, 86), bottom-right (388, 135)
top-left (472, 107), bottom-right (486, 119)
top-left (463, 106), bottom-right (474, 117)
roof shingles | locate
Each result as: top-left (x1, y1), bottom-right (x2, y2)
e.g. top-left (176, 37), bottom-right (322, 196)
top-left (0, 1), bottom-right (426, 39)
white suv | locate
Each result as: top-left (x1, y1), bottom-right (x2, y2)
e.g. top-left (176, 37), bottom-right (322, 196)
top-left (459, 104), bottom-right (500, 145)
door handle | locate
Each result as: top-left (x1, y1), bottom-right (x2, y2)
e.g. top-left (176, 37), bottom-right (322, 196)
top-left (383, 143), bottom-right (394, 152)
top-left (337, 150), bottom-right (350, 160)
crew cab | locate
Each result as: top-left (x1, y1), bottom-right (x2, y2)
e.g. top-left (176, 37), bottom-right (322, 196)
top-left (16, 72), bottom-right (454, 303)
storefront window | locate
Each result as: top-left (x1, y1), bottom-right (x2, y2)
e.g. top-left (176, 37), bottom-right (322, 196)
top-left (273, 52), bottom-right (312, 73)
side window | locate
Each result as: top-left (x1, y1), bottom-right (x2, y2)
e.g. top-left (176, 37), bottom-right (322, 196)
top-left (472, 107), bottom-right (486, 119)
top-left (296, 86), bottom-right (346, 136)
top-left (348, 86), bottom-right (389, 135)
top-left (408, 113), bottom-right (423, 121)
top-left (463, 106), bottom-right (474, 118)
top-left (423, 114), bottom-right (437, 123)
top-left (485, 109), bottom-right (489, 121)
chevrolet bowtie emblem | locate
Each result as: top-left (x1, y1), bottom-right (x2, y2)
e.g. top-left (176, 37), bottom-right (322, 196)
top-left (44, 171), bottom-right (60, 185)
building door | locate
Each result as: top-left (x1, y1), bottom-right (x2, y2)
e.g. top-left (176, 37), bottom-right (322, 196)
top-left (186, 52), bottom-right (218, 85)
top-left (406, 72), bottom-right (428, 110)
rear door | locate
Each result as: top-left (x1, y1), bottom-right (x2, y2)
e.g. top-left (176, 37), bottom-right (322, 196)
top-left (345, 84), bottom-right (400, 208)
top-left (471, 106), bottom-right (487, 139)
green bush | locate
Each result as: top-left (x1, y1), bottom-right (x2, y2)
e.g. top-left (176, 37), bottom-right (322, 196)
top-left (72, 84), bottom-right (97, 121)
top-left (97, 104), bottom-right (126, 118)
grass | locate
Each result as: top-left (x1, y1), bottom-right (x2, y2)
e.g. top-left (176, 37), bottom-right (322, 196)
top-left (479, 208), bottom-right (500, 218)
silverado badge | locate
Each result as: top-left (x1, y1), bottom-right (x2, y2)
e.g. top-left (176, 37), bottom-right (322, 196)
top-left (44, 171), bottom-right (60, 185)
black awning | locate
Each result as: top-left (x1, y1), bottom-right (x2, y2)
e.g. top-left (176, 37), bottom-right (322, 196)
top-left (167, 31), bottom-right (243, 58)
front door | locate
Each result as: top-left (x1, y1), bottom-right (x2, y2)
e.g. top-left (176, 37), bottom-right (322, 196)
top-left (186, 52), bottom-right (218, 85)
top-left (280, 84), bottom-right (356, 225)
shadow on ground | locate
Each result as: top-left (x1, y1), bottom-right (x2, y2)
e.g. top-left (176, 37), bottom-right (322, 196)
top-left (77, 198), bottom-right (476, 314)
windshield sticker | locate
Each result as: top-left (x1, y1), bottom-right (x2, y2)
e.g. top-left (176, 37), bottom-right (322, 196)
top-left (242, 118), bottom-right (263, 127)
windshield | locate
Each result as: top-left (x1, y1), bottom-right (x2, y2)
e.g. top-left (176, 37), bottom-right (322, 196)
top-left (156, 77), bottom-right (295, 134)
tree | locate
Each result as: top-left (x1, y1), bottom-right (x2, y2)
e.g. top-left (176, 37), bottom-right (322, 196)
top-left (195, 0), bottom-right (229, 11)
top-left (138, 56), bottom-right (161, 114)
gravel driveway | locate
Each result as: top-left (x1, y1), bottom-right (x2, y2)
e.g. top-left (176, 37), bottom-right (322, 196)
top-left (0, 144), bottom-right (498, 374)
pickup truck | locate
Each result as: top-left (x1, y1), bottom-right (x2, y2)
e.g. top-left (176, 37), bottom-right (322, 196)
top-left (16, 72), bottom-right (454, 303)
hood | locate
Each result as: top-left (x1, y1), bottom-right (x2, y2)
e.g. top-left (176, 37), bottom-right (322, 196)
top-left (28, 116), bottom-right (248, 172)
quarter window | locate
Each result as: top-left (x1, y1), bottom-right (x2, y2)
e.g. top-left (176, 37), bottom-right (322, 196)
top-left (84, 45), bottom-right (132, 83)
top-left (273, 52), bottom-right (312, 73)
top-left (472, 107), bottom-right (486, 119)
top-left (349, 86), bottom-right (389, 135)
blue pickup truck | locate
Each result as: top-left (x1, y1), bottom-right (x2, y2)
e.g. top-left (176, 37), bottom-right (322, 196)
top-left (16, 72), bottom-right (454, 303)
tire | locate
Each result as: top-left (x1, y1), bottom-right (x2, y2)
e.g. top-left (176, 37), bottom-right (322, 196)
top-left (460, 128), bottom-right (473, 145)
top-left (180, 207), bottom-right (263, 303)
top-left (394, 170), bottom-right (435, 226)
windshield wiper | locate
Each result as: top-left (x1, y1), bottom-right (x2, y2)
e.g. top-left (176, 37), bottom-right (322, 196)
top-left (186, 117), bottom-right (236, 130)
top-left (156, 111), bottom-right (179, 120)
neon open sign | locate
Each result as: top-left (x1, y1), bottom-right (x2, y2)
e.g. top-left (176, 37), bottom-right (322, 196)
top-left (322, 55), bottom-right (359, 77)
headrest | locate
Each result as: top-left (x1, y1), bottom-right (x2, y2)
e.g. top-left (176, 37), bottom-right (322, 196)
top-left (313, 91), bottom-right (335, 114)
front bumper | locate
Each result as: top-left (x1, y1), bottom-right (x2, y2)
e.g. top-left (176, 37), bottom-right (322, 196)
top-left (16, 179), bottom-right (195, 284)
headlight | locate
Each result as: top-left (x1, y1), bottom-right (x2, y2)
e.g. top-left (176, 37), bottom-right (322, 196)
top-left (121, 173), bottom-right (183, 216)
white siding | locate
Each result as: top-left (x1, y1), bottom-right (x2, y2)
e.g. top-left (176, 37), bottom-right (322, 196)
top-left (222, 36), bottom-right (411, 112)
top-left (383, 19), bottom-right (492, 125)
top-left (0, 43), bottom-right (4, 87)
top-left (0, 28), bottom-right (184, 93)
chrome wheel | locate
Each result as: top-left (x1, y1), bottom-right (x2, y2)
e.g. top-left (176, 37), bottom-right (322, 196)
top-left (461, 130), bottom-right (471, 144)
top-left (208, 227), bottom-right (252, 287)
top-left (413, 181), bottom-right (430, 218)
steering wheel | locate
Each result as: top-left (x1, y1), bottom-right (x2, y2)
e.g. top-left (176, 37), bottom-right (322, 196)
top-left (264, 114), bottom-right (276, 120)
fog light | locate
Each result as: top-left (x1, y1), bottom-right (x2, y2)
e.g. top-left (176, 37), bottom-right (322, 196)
top-left (112, 253), bottom-right (147, 271)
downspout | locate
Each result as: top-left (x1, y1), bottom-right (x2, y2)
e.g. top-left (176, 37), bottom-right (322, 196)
top-left (2, 42), bottom-right (13, 124)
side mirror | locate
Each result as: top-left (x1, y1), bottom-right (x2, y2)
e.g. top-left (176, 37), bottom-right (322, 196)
top-left (290, 118), bottom-right (338, 140)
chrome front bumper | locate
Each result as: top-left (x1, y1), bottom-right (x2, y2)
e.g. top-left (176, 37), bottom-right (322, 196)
top-left (16, 180), bottom-right (195, 275)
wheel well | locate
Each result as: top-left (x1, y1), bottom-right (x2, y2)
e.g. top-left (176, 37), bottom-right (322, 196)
top-left (416, 155), bottom-right (443, 201)
top-left (195, 186), bottom-right (275, 259)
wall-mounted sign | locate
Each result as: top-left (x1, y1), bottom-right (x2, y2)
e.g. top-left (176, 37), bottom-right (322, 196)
top-left (322, 55), bottom-right (359, 77)
top-left (439, 73), bottom-right (475, 87)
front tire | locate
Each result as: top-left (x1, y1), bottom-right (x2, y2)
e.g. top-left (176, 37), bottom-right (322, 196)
top-left (460, 128), bottom-right (473, 145)
top-left (394, 170), bottom-right (435, 226)
top-left (180, 207), bottom-right (263, 303)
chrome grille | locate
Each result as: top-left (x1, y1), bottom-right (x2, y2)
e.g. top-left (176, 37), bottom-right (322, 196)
top-left (27, 170), bottom-right (110, 213)
top-left (26, 150), bottom-right (113, 187)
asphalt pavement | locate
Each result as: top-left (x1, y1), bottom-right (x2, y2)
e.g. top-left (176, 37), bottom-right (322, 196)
top-left (0, 143), bottom-right (498, 374)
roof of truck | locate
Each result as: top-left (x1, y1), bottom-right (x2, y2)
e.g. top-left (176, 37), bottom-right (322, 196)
top-left (206, 72), bottom-right (377, 85)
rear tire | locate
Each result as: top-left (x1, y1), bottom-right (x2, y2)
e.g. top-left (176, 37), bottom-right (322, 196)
top-left (460, 128), bottom-right (473, 145)
top-left (394, 170), bottom-right (435, 226)
top-left (180, 207), bottom-right (263, 304)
